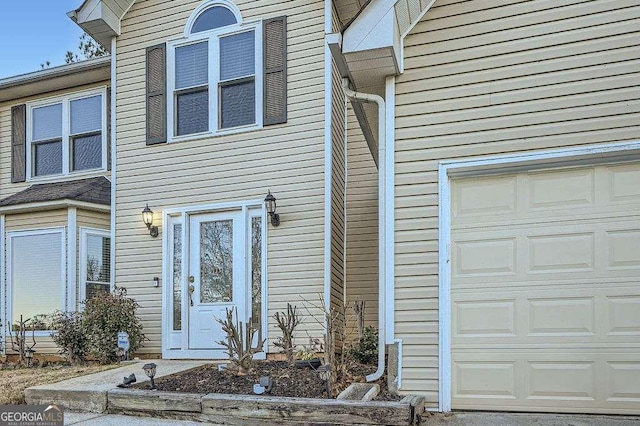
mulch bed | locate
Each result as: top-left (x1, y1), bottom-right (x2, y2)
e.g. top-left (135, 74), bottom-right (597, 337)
top-left (133, 360), bottom-right (401, 401)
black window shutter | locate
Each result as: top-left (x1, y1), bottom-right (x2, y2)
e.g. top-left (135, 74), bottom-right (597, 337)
top-left (263, 16), bottom-right (287, 126)
top-left (11, 104), bottom-right (26, 183)
top-left (146, 43), bottom-right (167, 145)
top-left (106, 87), bottom-right (112, 170)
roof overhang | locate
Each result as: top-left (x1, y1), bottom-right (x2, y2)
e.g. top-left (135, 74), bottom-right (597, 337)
top-left (0, 56), bottom-right (111, 103)
top-left (67, 0), bottom-right (136, 51)
top-left (0, 200), bottom-right (110, 215)
top-left (338, 0), bottom-right (436, 89)
top-left (329, 0), bottom-right (436, 159)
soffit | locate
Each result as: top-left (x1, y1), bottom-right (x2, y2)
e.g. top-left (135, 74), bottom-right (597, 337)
top-left (333, 0), bottom-right (369, 29)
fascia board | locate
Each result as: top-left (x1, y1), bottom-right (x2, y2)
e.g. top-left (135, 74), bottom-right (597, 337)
top-left (0, 200), bottom-right (110, 215)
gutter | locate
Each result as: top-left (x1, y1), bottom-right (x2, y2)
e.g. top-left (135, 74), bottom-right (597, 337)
top-left (341, 78), bottom-right (386, 383)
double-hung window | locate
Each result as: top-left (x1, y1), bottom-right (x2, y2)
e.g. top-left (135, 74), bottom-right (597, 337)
top-left (28, 89), bottom-right (106, 179)
top-left (168, 4), bottom-right (261, 139)
top-left (80, 228), bottom-right (112, 301)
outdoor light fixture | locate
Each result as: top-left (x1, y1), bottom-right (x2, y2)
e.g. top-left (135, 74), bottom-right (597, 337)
top-left (24, 348), bottom-right (35, 368)
top-left (142, 362), bottom-right (157, 390)
top-left (142, 204), bottom-right (159, 238)
top-left (264, 191), bottom-right (280, 226)
top-left (317, 364), bottom-right (331, 397)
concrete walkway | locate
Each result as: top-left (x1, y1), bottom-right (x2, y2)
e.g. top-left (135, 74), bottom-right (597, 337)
top-left (25, 359), bottom-right (211, 413)
top-left (65, 412), bottom-right (209, 425)
top-left (62, 411), bottom-right (640, 425)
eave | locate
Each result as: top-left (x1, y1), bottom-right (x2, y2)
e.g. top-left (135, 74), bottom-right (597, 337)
top-left (67, 0), bottom-right (136, 51)
top-left (0, 56), bottom-right (111, 103)
top-left (0, 200), bottom-right (110, 215)
top-left (329, 0), bottom-right (436, 159)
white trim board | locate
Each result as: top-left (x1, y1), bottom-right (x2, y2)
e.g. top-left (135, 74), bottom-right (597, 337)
top-left (437, 140), bottom-right (640, 412)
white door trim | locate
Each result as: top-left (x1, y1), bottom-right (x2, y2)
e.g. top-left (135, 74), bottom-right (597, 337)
top-left (161, 201), bottom-right (266, 359)
top-left (437, 140), bottom-right (640, 412)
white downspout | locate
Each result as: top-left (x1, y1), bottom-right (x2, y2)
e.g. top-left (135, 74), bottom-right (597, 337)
top-left (342, 78), bottom-right (386, 383)
top-left (110, 37), bottom-right (117, 291)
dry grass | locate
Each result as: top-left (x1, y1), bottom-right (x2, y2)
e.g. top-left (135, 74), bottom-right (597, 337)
top-left (0, 364), bottom-right (116, 404)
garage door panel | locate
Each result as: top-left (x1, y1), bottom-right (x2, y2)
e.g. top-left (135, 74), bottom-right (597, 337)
top-left (528, 297), bottom-right (595, 337)
top-left (606, 229), bottom-right (640, 269)
top-left (528, 167), bottom-right (595, 210)
top-left (527, 232), bottom-right (595, 273)
top-left (606, 295), bottom-right (640, 336)
top-left (451, 163), bottom-right (640, 414)
top-left (607, 163), bottom-right (640, 203)
top-left (606, 362), bottom-right (640, 402)
top-left (454, 287), bottom-right (639, 345)
top-left (454, 299), bottom-right (516, 338)
top-left (453, 352), bottom-right (640, 413)
top-left (453, 237), bottom-right (516, 277)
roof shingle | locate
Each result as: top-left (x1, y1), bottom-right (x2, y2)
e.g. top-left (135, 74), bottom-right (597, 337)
top-left (0, 176), bottom-right (111, 207)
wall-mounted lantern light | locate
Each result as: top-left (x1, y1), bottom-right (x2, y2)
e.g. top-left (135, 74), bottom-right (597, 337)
top-left (264, 191), bottom-right (280, 227)
top-left (142, 204), bottom-right (159, 238)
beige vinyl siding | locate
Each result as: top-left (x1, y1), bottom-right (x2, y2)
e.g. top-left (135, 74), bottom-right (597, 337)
top-left (330, 4), bottom-right (347, 317)
top-left (4, 209), bottom-right (69, 355)
top-left (0, 82), bottom-right (110, 200)
top-left (116, 0), bottom-right (326, 354)
top-left (76, 209), bottom-right (110, 231)
top-left (345, 104), bottom-right (378, 327)
top-left (394, 0), bottom-right (640, 405)
top-left (4, 209), bottom-right (68, 231)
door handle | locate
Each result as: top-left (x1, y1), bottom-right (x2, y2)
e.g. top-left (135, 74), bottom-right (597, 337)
top-left (188, 281), bottom-right (195, 307)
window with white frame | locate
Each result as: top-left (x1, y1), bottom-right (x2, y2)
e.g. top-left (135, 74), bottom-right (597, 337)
top-left (9, 229), bottom-right (66, 331)
top-left (28, 89), bottom-right (106, 178)
top-left (81, 229), bottom-right (111, 301)
top-left (168, 3), bottom-right (260, 138)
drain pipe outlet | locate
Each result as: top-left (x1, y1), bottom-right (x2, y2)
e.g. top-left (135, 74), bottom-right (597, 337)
top-left (341, 78), bottom-right (386, 382)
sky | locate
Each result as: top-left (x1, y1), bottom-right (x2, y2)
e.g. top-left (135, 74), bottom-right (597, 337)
top-left (0, 1), bottom-right (85, 79)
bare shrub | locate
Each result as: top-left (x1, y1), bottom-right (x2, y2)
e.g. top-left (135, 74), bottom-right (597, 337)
top-left (273, 303), bottom-right (303, 363)
top-left (216, 308), bottom-right (264, 374)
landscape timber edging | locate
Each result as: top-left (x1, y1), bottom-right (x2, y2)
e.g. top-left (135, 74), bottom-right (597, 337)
top-left (107, 388), bottom-right (424, 425)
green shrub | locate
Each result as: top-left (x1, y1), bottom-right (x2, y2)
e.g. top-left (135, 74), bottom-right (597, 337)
top-left (49, 311), bottom-right (88, 364)
top-left (349, 326), bottom-right (378, 365)
top-left (83, 292), bottom-right (145, 364)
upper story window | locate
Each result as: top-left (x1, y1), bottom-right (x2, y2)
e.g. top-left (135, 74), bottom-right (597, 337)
top-left (27, 89), bottom-right (106, 179)
top-left (144, 2), bottom-right (287, 145)
top-left (167, 2), bottom-right (261, 140)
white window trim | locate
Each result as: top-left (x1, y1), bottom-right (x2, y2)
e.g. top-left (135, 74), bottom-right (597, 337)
top-left (79, 227), bottom-right (112, 303)
top-left (6, 227), bottom-right (66, 337)
top-left (26, 87), bottom-right (108, 182)
top-left (167, 16), bottom-right (264, 143)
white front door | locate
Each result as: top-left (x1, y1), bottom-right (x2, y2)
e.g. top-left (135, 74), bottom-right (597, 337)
top-left (188, 212), bottom-right (246, 352)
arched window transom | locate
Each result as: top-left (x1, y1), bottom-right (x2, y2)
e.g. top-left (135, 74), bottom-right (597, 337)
top-left (190, 6), bottom-right (237, 34)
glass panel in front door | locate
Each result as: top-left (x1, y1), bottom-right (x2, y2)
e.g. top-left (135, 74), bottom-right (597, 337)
top-left (200, 220), bottom-right (233, 303)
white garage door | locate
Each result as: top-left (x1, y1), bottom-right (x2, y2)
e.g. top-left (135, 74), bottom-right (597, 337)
top-left (450, 162), bottom-right (640, 414)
